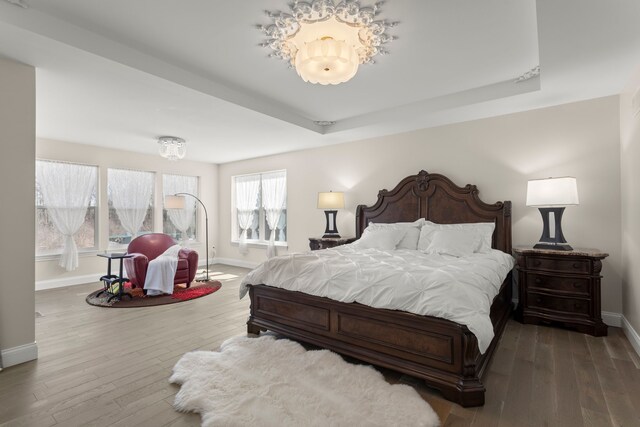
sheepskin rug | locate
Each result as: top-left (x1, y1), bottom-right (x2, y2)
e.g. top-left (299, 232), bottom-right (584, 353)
top-left (170, 335), bottom-right (440, 427)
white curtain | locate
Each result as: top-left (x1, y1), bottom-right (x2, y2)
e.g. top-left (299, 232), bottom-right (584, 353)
top-left (108, 169), bottom-right (154, 237)
top-left (235, 175), bottom-right (261, 255)
top-left (261, 171), bottom-right (287, 258)
top-left (36, 161), bottom-right (97, 271)
top-left (163, 174), bottom-right (198, 242)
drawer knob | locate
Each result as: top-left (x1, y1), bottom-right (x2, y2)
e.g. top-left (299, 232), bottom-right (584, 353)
top-left (536, 297), bottom-right (542, 304)
top-left (574, 303), bottom-right (582, 309)
top-left (573, 263), bottom-right (581, 269)
top-left (573, 282), bottom-right (581, 288)
top-left (534, 260), bottom-right (541, 266)
top-left (535, 278), bottom-right (542, 284)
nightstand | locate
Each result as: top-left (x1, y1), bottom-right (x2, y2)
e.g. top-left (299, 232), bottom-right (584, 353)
top-left (309, 237), bottom-right (356, 251)
top-left (514, 246), bottom-right (609, 336)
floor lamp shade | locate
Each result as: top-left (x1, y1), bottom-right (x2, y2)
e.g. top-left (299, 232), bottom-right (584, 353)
top-left (318, 191), bottom-right (344, 238)
top-left (526, 177), bottom-right (579, 251)
top-left (164, 195), bottom-right (186, 209)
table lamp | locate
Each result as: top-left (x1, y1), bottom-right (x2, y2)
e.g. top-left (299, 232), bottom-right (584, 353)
top-left (317, 191), bottom-right (344, 238)
top-left (526, 177), bottom-right (579, 251)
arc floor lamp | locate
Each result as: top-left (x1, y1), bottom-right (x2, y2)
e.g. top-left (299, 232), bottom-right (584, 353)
top-left (165, 193), bottom-right (210, 282)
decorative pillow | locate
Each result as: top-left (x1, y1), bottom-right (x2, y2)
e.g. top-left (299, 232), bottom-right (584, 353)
top-left (418, 221), bottom-right (495, 253)
top-left (424, 229), bottom-right (481, 257)
top-left (353, 227), bottom-right (407, 250)
top-left (367, 219), bottom-right (424, 250)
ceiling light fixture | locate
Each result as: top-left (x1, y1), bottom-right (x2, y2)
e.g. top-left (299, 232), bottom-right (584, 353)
top-left (157, 136), bottom-right (186, 161)
top-left (259, 0), bottom-right (397, 85)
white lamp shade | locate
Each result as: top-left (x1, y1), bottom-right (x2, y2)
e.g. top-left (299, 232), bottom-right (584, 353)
top-left (164, 195), bottom-right (186, 209)
top-left (317, 191), bottom-right (345, 209)
top-left (294, 37), bottom-right (359, 85)
top-left (526, 177), bottom-right (579, 207)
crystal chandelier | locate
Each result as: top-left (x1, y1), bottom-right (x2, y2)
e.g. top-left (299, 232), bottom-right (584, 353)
top-left (259, 0), bottom-right (397, 85)
top-left (157, 136), bottom-right (186, 161)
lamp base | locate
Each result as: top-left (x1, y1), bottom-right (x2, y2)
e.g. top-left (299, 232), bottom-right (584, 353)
top-left (322, 233), bottom-right (341, 239)
top-left (323, 210), bottom-right (340, 238)
top-left (533, 242), bottom-right (573, 251)
top-left (534, 207), bottom-right (574, 251)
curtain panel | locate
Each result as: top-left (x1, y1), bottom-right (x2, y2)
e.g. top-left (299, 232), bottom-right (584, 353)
top-left (163, 174), bottom-right (198, 242)
top-left (234, 175), bottom-right (261, 255)
top-left (261, 171), bottom-right (287, 258)
top-left (36, 160), bottom-right (97, 271)
top-left (108, 168), bottom-right (154, 238)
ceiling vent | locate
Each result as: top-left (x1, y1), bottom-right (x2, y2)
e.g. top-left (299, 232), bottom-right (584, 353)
top-left (314, 121), bottom-right (336, 127)
top-left (2, 0), bottom-right (28, 8)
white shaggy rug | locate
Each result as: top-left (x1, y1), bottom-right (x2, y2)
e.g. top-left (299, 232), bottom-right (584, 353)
top-left (170, 335), bottom-right (440, 427)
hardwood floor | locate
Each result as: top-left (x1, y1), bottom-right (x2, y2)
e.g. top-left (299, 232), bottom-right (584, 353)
top-left (1, 264), bottom-right (639, 426)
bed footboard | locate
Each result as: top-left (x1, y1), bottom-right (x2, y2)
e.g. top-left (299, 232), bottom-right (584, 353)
top-left (246, 273), bottom-right (512, 407)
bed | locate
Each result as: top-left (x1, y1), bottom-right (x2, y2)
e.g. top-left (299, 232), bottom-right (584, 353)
top-left (244, 170), bottom-right (513, 407)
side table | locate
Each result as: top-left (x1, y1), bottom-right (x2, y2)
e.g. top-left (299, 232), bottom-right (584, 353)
top-left (97, 252), bottom-right (134, 302)
top-left (514, 246), bottom-right (609, 336)
top-left (309, 237), bottom-right (356, 251)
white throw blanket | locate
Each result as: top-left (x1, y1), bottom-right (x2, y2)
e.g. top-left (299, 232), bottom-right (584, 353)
top-left (240, 246), bottom-right (514, 353)
top-left (144, 244), bottom-right (181, 296)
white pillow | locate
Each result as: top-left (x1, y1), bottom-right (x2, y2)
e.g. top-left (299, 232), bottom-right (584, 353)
top-left (418, 221), bottom-right (495, 253)
top-left (367, 219), bottom-right (424, 250)
top-left (424, 229), bottom-right (481, 257)
top-left (354, 227), bottom-right (406, 250)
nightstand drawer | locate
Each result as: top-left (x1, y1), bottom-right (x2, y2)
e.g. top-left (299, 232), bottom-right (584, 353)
top-left (526, 273), bottom-right (591, 296)
top-left (526, 257), bottom-right (590, 274)
top-left (527, 292), bottom-right (590, 316)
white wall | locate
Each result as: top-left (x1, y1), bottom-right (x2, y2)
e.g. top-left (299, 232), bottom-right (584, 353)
top-left (35, 139), bottom-right (218, 288)
top-left (218, 96), bottom-right (623, 314)
top-left (620, 68), bottom-right (640, 335)
top-left (0, 58), bottom-right (37, 366)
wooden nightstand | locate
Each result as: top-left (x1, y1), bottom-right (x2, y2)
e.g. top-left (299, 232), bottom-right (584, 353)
top-left (309, 237), bottom-right (356, 251)
top-left (514, 246), bottom-right (609, 336)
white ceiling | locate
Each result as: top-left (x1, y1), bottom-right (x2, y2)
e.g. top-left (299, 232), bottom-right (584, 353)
top-left (0, 0), bottom-right (638, 163)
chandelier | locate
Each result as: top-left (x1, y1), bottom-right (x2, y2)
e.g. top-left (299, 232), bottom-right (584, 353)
top-left (259, 0), bottom-right (397, 85)
top-left (157, 136), bottom-right (186, 161)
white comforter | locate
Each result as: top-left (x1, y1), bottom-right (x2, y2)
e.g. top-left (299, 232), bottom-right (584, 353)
top-left (240, 246), bottom-right (515, 353)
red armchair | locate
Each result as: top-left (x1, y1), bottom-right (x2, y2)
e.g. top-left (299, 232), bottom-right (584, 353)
top-left (124, 233), bottom-right (198, 290)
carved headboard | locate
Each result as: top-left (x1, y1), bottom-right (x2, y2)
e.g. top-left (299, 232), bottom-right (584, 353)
top-left (355, 170), bottom-right (512, 254)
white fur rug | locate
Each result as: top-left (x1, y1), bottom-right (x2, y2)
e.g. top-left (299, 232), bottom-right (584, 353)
top-left (170, 335), bottom-right (440, 427)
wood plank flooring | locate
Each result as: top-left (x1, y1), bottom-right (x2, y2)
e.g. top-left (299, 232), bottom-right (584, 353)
top-left (0, 264), bottom-right (638, 426)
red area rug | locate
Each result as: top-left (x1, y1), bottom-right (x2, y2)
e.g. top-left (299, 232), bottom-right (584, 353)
top-left (86, 281), bottom-right (222, 308)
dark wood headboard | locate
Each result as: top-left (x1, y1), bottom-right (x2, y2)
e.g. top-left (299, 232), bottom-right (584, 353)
top-left (355, 170), bottom-right (512, 254)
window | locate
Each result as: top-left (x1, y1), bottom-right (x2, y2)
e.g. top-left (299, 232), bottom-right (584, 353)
top-left (108, 168), bottom-right (155, 246)
top-left (232, 170), bottom-right (287, 244)
top-left (35, 160), bottom-right (98, 255)
top-left (163, 174), bottom-right (198, 241)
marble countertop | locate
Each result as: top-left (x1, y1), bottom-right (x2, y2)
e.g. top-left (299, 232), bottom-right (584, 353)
top-left (513, 245), bottom-right (609, 258)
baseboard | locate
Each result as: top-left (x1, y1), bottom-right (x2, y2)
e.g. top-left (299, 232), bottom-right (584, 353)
top-left (35, 257), bottom-right (251, 291)
top-left (212, 257), bottom-right (260, 270)
top-left (36, 273), bottom-right (101, 291)
top-left (601, 311), bottom-right (622, 328)
top-left (1, 342), bottom-right (38, 368)
top-left (622, 316), bottom-right (640, 358)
